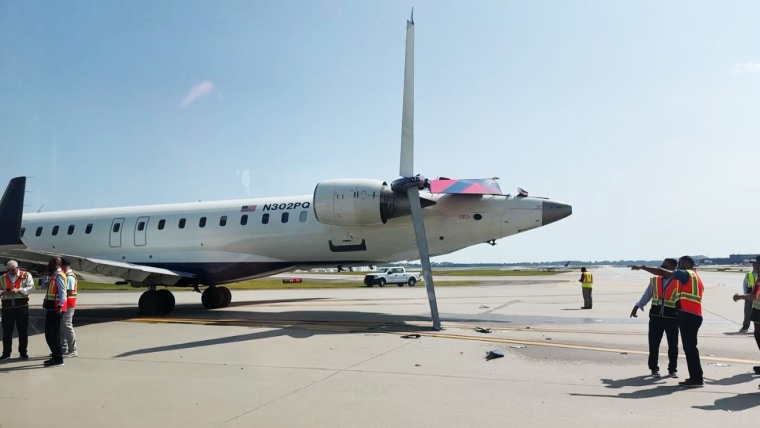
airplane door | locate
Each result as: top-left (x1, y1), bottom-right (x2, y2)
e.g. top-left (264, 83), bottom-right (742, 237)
top-left (110, 218), bottom-right (125, 248)
top-left (134, 216), bottom-right (149, 246)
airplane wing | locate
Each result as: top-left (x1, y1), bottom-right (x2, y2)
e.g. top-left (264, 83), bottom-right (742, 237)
top-left (429, 178), bottom-right (503, 195)
top-left (0, 176), bottom-right (196, 286)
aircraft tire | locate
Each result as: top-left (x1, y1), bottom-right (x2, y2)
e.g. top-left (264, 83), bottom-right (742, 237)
top-left (156, 289), bottom-right (175, 314)
top-left (219, 287), bottom-right (232, 307)
top-left (201, 287), bottom-right (224, 309)
top-left (138, 290), bottom-right (159, 315)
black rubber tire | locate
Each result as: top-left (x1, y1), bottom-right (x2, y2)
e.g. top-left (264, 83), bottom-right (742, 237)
top-left (408, 277), bottom-right (416, 287)
top-left (156, 289), bottom-right (175, 314)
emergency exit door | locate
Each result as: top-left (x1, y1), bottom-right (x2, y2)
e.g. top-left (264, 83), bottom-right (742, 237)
top-left (134, 216), bottom-right (149, 246)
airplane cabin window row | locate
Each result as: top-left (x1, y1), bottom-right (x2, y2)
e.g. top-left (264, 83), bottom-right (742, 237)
top-left (20, 211), bottom-right (309, 239)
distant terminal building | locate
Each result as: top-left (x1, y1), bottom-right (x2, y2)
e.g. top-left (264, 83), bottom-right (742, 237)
top-left (729, 254), bottom-right (759, 264)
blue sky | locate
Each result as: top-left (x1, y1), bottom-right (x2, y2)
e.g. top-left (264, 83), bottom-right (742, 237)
top-left (2, 1), bottom-right (759, 263)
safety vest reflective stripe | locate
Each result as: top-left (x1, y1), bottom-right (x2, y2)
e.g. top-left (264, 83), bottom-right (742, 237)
top-left (677, 270), bottom-right (703, 316)
top-left (46, 272), bottom-right (67, 309)
top-left (1, 270), bottom-right (29, 301)
top-left (651, 276), bottom-right (678, 308)
top-left (581, 272), bottom-right (593, 288)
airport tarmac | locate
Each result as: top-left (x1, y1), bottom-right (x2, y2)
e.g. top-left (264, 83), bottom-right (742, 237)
top-left (1, 266), bottom-right (758, 427)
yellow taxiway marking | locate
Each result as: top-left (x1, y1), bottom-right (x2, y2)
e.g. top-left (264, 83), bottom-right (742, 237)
top-left (127, 316), bottom-right (759, 365)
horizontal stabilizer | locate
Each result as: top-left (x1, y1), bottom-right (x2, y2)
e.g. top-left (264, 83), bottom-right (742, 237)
top-left (429, 178), bottom-right (502, 195)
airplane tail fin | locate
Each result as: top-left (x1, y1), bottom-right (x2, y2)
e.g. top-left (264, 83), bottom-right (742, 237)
top-left (0, 177), bottom-right (26, 248)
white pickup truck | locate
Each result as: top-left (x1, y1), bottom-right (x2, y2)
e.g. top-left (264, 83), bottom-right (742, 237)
top-left (363, 267), bottom-right (423, 287)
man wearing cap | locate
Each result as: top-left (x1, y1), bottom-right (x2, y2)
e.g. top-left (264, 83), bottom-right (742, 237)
top-left (631, 255), bottom-right (705, 387)
top-left (0, 260), bottom-right (34, 360)
top-left (60, 259), bottom-right (77, 358)
top-left (739, 259), bottom-right (760, 333)
top-left (630, 258), bottom-right (680, 378)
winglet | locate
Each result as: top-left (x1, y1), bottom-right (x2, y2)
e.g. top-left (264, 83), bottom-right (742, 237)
top-left (0, 177), bottom-right (26, 247)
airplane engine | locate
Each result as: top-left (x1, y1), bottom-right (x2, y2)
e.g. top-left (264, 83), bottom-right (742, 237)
top-left (313, 178), bottom-right (421, 226)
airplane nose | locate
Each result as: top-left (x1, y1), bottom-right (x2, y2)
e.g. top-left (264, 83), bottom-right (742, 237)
top-left (542, 201), bottom-right (572, 226)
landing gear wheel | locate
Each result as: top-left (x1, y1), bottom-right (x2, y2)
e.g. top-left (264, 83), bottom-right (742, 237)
top-left (138, 289), bottom-right (176, 315)
top-left (219, 286), bottom-right (232, 307)
top-left (138, 290), bottom-right (158, 315)
top-left (378, 278), bottom-right (386, 287)
top-left (408, 277), bottom-right (416, 287)
top-left (156, 289), bottom-right (176, 314)
top-left (202, 287), bottom-right (230, 309)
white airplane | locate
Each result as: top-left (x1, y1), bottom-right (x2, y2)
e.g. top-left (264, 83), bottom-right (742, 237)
top-left (0, 14), bottom-right (571, 329)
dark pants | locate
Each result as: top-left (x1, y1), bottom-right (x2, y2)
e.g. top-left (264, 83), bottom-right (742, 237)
top-left (754, 325), bottom-right (760, 351)
top-left (742, 299), bottom-right (753, 330)
top-left (45, 310), bottom-right (63, 362)
top-left (677, 311), bottom-right (703, 382)
top-left (582, 288), bottom-right (592, 308)
top-left (1, 305), bottom-right (29, 356)
top-left (648, 316), bottom-right (679, 373)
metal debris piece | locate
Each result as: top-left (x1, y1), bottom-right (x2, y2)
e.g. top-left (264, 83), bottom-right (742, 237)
top-left (485, 350), bottom-right (504, 361)
top-left (479, 305), bottom-right (490, 309)
top-left (475, 326), bottom-right (492, 334)
top-left (708, 363), bottom-right (730, 367)
top-left (401, 334), bottom-right (421, 339)
top-left (509, 345), bottom-right (526, 349)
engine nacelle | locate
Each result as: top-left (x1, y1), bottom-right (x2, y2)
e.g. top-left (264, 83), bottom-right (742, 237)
top-left (313, 179), bottom-right (420, 226)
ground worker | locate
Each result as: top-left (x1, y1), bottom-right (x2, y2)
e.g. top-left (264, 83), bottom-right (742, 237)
top-left (579, 267), bottom-right (593, 309)
top-left (43, 257), bottom-right (67, 367)
top-left (60, 259), bottom-right (77, 358)
top-left (733, 255), bottom-right (760, 383)
top-left (0, 260), bottom-right (34, 360)
top-left (740, 261), bottom-right (759, 333)
top-left (630, 258), bottom-right (679, 378)
top-left (631, 255), bottom-right (704, 387)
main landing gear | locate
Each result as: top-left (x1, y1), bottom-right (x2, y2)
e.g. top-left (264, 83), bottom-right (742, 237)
top-left (137, 286), bottom-right (232, 316)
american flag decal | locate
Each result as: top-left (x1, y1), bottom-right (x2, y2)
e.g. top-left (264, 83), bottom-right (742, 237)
top-left (240, 205), bottom-right (257, 212)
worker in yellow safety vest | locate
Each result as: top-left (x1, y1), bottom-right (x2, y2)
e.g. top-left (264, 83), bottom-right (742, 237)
top-left (579, 267), bottom-right (593, 309)
top-left (740, 261), bottom-right (759, 333)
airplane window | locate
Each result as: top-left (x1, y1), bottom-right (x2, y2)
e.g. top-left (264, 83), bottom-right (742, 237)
top-left (68, 225), bottom-right (75, 235)
top-left (36, 227), bottom-right (43, 237)
top-left (20, 227), bottom-right (25, 238)
top-left (219, 215), bottom-right (227, 227)
top-left (112, 223), bottom-right (120, 233)
top-left (262, 213), bottom-right (269, 224)
top-left (52, 225), bottom-right (59, 236)
top-left (299, 211), bottom-right (307, 222)
top-left (158, 219), bottom-right (165, 230)
top-left (281, 212), bottom-right (289, 223)
top-left (199, 217), bottom-right (207, 228)
top-left (137, 221), bottom-right (145, 231)
top-left (240, 214), bottom-right (248, 226)
top-left (179, 218), bottom-right (186, 229)
top-left (85, 224), bottom-right (93, 234)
